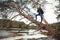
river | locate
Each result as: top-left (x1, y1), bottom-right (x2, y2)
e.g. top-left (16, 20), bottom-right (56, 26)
top-left (0, 29), bottom-right (57, 40)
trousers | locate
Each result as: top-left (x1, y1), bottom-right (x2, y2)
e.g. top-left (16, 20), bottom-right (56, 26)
top-left (36, 14), bottom-right (43, 23)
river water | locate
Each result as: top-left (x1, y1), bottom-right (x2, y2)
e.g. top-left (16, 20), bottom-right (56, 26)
top-left (0, 30), bottom-right (57, 40)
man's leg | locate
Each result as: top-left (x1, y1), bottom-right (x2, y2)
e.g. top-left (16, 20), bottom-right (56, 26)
top-left (36, 15), bottom-right (37, 20)
top-left (41, 16), bottom-right (43, 23)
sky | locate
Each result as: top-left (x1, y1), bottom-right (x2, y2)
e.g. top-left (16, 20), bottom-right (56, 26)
top-left (43, 0), bottom-right (59, 24)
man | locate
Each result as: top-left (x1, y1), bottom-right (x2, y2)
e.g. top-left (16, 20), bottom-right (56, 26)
top-left (35, 3), bottom-right (44, 23)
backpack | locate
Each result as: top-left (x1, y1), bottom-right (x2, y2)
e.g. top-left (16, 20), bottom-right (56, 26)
top-left (37, 7), bottom-right (44, 15)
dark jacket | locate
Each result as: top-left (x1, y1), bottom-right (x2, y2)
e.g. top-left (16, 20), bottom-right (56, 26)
top-left (37, 7), bottom-right (44, 15)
